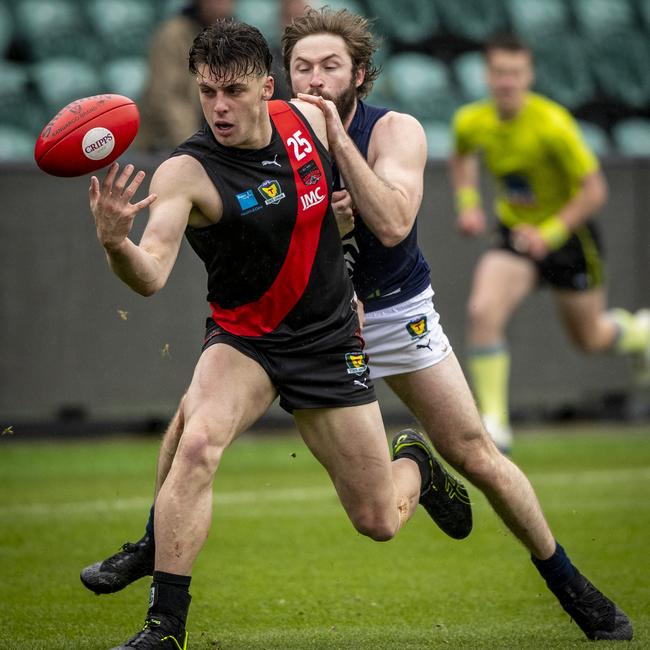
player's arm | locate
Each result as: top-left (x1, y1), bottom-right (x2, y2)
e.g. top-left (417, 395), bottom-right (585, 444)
top-left (89, 156), bottom-right (197, 296)
top-left (297, 93), bottom-right (425, 247)
top-left (448, 151), bottom-right (487, 236)
top-left (555, 170), bottom-right (607, 230)
top-left (448, 106), bottom-right (487, 236)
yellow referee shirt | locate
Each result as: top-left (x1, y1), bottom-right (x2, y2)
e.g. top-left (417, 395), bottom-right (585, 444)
top-left (452, 92), bottom-right (599, 227)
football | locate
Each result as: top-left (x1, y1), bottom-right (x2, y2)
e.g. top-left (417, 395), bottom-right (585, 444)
top-left (34, 94), bottom-right (140, 177)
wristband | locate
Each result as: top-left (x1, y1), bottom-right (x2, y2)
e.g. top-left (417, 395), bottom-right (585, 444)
top-left (455, 186), bottom-right (481, 213)
top-left (538, 216), bottom-right (571, 250)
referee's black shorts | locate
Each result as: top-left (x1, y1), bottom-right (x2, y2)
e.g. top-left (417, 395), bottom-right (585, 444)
top-left (493, 220), bottom-right (605, 291)
top-left (201, 318), bottom-right (377, 413)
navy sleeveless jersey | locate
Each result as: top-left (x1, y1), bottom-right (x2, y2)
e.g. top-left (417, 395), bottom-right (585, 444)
top-left (334, 101), bottom-right (431, 312)
top-left (173, 100), bottom-right (355, 343)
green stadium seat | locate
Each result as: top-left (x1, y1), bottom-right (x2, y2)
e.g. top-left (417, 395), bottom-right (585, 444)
top-left (103, 58), bottom-right (148, 102)
top-left (532, 35), bottom-right (595, 110)
top-left (85, 0), bottom-right (157, 59)
top-left (422, 120), bottom-right (452, 159)
top-left (235, 0), bottom-right (280, 45)
top-left (590, 31), bottom-right (650, 109)
top-left (365, 0), bottom-right (438, 45)
top-left (639, 0), bottom-right (650, 32)
top-left (13, 0), bottom-right (97, 61)
top-left (573, 0), bottom-right (635, 37)
top-left (452, 51), bottom-right (488, 103)
top-left (364, 62), bottom-right (395, 108)
top-left (0, 1), bottom-right (13, 56)
top-left (160, 0), bottom-right (188, 20)
top-left (31, 58), bottom-right (104, 116)
top-left (505, 0), bottom-right (571, 44)
top-left (0, 124), bottom-right (36, 161)
top-left (384, 53), bottom-right (460, 122)
top-left (577, 120), bottom-right (611, 157)
top-left (0, 62), bottom-right (29, 125)
top-left (0, 62), bottom-right (45, 133)
top-left (318, 0), bottom-right (366, 15)
top-left (612, 118), bottom-right (650, 155)
top-left (436, 0), bottom-right (507, 43)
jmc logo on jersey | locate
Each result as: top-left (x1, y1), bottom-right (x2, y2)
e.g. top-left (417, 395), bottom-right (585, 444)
top-left (300, 187), bottom-right (326, 211)
top-left (257, 179), bottom-right (286, 205)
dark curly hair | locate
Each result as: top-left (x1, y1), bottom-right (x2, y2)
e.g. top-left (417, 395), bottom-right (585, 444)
top-left (281, 7), bottom-right (381, 99)
top-left (189, 19), bottom-right (273, 83)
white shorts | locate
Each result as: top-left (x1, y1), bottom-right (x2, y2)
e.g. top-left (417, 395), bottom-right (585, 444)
top-left (362, 285), bottom-right (452, 379)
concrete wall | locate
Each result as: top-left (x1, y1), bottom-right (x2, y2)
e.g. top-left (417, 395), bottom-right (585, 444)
top-left (1, 157), bottom-right (648, 427)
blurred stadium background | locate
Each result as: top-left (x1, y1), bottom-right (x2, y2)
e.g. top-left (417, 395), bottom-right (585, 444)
top-left (0, 0), bottom-right (648, 435)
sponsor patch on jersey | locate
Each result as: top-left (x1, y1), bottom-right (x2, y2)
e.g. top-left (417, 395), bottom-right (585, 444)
top-left (298, 159), bottom-right (321, 186)
top-left (405, 316), bottom-right (429, 339)
top-left (345, 352), bottom-right (367, 375)
top-left (258, 179), bottom-right (286, 205)
top-left (300, 186), bottom-right (326, 211)
top-left (236, 189), bottom-right (260, 214)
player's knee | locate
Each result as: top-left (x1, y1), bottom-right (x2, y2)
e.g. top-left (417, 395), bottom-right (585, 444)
top-left (466, 298), bottom-right (498, 335)
top-left (351, 509), bottom-right (398, 542)
top-left (175, 427), bottom-right (225, 481)
top-left (440, 426), bottom-right (497, 486)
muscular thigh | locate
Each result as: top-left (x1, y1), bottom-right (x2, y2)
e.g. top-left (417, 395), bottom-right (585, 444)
top-left (183, 343), bottom-right (278, 448)
top-left (385, 353), bottom-right (486, 458)
top-left (294, 402), bottom-right (395, 513)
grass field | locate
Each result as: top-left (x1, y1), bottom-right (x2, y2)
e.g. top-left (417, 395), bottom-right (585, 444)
top-left (1, 424), bottom-right (649, 649)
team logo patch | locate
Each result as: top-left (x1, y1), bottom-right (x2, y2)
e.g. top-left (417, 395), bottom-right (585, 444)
top-left (345, 352), bottom-right (367, 375)
top-left (406, 316), bottom-right (429, 339)
top-left (258, 179), bottom-right (286, 205)
top-left (235, 189), bottom-right (260, 213)
top-left (298, 159), bottom-right (321, 186)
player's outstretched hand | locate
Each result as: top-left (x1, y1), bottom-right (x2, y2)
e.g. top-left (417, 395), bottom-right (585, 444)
top-left (89, 162), bottom-right (157, 251)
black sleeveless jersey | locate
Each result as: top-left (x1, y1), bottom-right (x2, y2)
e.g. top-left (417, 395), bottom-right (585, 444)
top-left (172, 100), bottom-right (355, 344)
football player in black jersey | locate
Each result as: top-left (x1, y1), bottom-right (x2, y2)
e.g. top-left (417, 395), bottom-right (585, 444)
top-left (86, 19), bottom-right (471, 650)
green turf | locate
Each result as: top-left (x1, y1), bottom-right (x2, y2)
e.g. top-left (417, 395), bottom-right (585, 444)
top-left (1, 424), bottom-right (649, 649)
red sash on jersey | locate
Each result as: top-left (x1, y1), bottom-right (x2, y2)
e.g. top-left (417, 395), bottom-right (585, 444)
top-left (210, 100), bottom-right (329, 337)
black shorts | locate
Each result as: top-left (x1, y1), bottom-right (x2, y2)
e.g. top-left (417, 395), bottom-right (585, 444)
top-left (492, 221), bottom-right (605, 291)
top-left (202, 318), bottom-right (376, 413)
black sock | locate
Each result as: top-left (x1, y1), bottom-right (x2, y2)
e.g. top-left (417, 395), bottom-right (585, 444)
top-left (145, 504), bottom-right (155, 539)
top-left (531, 541), bottom-right (578, 592)
top-left (149, 572), bottom-right (192, 629)
top-left (395, 449), bottom-right (432, 495)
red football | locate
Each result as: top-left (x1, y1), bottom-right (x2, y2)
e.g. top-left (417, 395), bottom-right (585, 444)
top-left (34, 94), bottom-right (140, 177)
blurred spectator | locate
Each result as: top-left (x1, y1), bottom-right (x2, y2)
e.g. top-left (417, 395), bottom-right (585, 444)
top-left (137, 0), bottom-right (234, 152)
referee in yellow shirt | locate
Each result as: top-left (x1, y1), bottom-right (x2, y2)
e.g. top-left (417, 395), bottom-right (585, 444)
top-left (450, 33), bottom-right (649, 452)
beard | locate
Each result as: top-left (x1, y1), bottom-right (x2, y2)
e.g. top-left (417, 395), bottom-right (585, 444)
top-left (304, 80), bottom-right (358, 124)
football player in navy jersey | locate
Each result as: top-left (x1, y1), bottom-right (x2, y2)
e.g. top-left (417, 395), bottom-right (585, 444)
top-left (85, 19), bottom-right (471, 649)
top-left (285, 7), bottom-right (630, 643)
